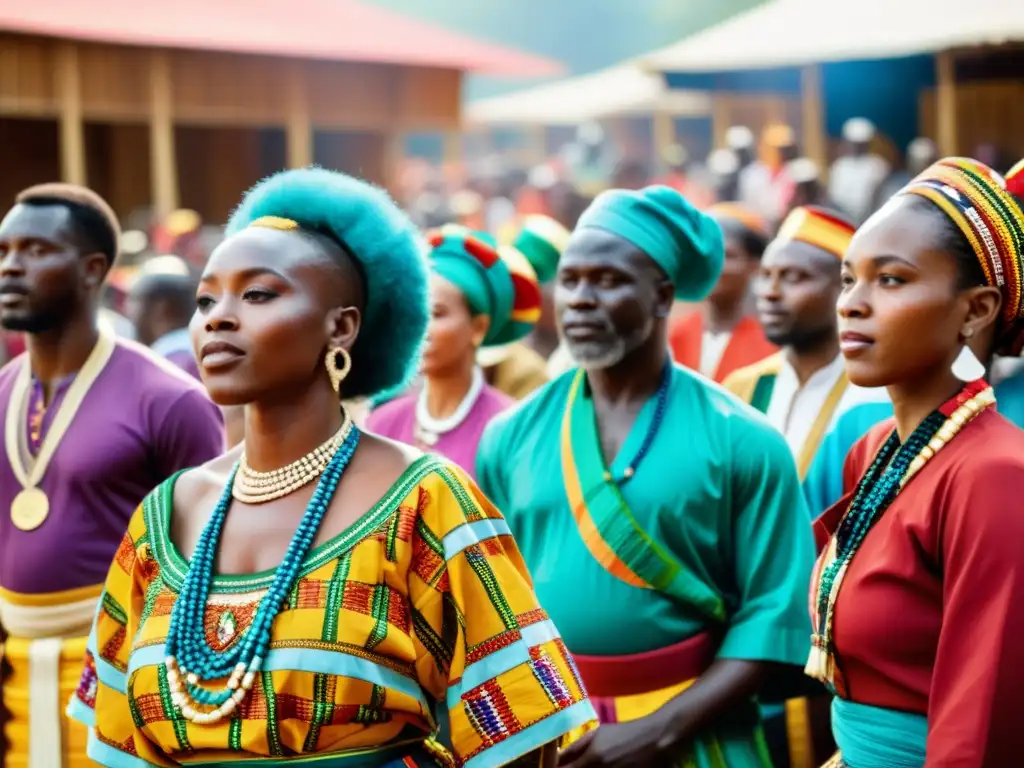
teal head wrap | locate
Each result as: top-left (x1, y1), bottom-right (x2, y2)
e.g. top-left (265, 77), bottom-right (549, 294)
top-left (575, 185), bottom-right (725, 301)
top-left (513, 215), bottom-right (571, 284)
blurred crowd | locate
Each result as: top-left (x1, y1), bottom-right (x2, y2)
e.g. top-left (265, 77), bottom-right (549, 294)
top-left (7, 115), bottom-right (1016, 377)
top-left (400, 117), bottom-right (1022, 252)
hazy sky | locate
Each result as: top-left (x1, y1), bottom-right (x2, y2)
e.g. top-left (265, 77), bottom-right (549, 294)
top-left (360, 0), bottom-right (761, 99)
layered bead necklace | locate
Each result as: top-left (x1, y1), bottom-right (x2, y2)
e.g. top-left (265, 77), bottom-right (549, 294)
top-left (165, 414), bottom-right (360, 725)
top-left (414, 366), bottom-right (483, 447)
top-left (806, 379), bottom-right (995, 691)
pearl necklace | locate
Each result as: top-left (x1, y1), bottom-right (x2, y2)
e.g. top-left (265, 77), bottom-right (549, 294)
top-left (806, 380), bottom-right (995, 691)
top-left (414, 367), bottom-right (483, 447)
top-left (232, 410), bottom-right (352, 504)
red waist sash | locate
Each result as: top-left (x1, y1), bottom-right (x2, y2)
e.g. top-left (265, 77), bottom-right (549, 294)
top-left (573, 631), bottom-right (719, 698)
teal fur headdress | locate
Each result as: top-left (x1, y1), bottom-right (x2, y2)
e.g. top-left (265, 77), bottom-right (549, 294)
top-left (226, 167), bottom-right (428, 399)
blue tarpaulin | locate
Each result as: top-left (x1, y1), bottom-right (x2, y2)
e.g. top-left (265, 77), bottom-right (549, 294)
top-left (663, 54), bottom-right (936, 152)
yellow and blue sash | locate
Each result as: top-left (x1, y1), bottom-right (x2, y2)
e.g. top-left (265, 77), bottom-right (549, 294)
top-left (724, 354), bottom-right (849, 479)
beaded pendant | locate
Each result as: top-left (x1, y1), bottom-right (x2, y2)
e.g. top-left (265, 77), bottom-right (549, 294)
top-left (806, 379), bottom-right (995, 692)
top-left (164, 421), bottom-right (361, 725)
top-left (216, 612), bottom-right (237, 646)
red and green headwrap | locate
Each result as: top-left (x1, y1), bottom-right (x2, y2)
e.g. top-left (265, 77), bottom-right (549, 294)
top-left (1007, 158), bottom-right (1024, 198)
top-left (426, 227), bottom-right (542, 348)
top-left (899, 157), bottom-right (1024, 354)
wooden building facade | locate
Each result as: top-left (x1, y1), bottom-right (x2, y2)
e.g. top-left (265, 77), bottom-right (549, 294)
top-left (0, 34), bottom-right (465, 222)
top-left (0, 1), bottom-right (560, 223)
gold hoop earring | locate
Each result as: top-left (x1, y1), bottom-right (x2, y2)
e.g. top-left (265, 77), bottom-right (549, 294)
top-left (326, 347), bottom-right (352, 393)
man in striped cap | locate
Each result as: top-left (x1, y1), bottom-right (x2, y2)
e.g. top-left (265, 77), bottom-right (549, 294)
top-left (725, 206), bottom-right (887, 478)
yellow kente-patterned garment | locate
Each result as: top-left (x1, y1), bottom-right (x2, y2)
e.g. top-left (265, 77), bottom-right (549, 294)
top-left (67, 455), bottom-right (596, 767)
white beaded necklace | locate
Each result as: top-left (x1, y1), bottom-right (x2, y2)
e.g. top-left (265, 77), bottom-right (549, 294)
top-left (414, 366), bottom-right (484, 447)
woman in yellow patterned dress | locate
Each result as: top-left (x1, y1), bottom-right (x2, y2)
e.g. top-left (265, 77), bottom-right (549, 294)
top-left (67, 169), bottom-right (596, 767)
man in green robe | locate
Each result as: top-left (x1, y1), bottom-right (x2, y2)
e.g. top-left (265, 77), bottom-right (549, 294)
top-left (477, 185), bottom-right (815, 768)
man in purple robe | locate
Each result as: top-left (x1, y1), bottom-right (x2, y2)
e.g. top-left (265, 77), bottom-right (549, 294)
top-left (0, 183), bottom-right (224, 767)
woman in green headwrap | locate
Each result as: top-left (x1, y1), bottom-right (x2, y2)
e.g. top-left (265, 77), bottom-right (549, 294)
top-left (368, 227), bottom-right (543, 479)
top-left (481, 214), bottom-right (571, 398)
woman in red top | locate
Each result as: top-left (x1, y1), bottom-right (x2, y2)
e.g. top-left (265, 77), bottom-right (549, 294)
top-left (808, 158), bottom-right (1024, 767)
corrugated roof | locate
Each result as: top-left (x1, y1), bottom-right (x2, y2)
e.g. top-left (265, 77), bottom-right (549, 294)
top-left (466, 64), bottom-right (710, 125)
top-left (0, 0), bottom-right (564, 76)
top-left (642, 0), bottom-right (1024, 72)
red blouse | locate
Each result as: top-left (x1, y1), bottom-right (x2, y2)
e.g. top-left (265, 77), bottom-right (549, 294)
top-left (814, 409), bottom-right (1024, 766)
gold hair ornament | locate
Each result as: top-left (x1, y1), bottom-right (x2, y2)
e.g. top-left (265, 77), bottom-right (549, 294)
top-left (248, 216), bottom-right (300, 231)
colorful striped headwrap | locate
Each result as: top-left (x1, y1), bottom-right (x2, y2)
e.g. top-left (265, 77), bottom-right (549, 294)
top-left (709, 202), bottom-right (769, 240)
top-left (899, 157), bottom-right (1024, 355)
top-left (774, 205), bottom-right (854, 260)
top-left (1007, 158), bottom-right (1024, 198)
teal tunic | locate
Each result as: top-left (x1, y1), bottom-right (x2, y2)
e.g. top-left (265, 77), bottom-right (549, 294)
top-left (802, 368), bottom-right (1024, 516)
top-left (801, 400), bottom-right (894, 518)
top-left (477, 366), bottom-right (814, 767)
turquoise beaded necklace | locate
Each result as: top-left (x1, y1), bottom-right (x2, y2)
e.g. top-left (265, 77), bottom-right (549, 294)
top-left (164, 419), bottom-right (360, 724)
top-left (806, 379), bottom-right (995, 692)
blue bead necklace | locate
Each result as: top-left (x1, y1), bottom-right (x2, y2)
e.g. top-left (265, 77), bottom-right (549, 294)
top-left (164, 418), bottom-right (360, 725)
top-left (602, 362), bottom-right (672, 485)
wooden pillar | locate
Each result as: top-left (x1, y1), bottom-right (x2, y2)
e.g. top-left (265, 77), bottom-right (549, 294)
top-left (383, 131), bottom-right (405, 197)
top-left (109, 125), bottom-right (150, 218)
top-left (652, 111), bottom-right (676, 164)
top-left (711, 95), bottom-right (730, 148)
top-left (286, 61), bottom-right (312, 169)
top-left (149, 50), bottom-right (178, 217)
top-left (529, 124), bottom-right (546, 165)
top-left (56, 43), bottom-right (86, 186)
top-left (443, 131), bottom-right (463, 168)
top-left (801, 64), bottom-right (827, 171)
top-left (936, 51), bottom-right (958, 156)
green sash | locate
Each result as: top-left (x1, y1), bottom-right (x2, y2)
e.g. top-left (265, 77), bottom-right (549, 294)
top-left (561, 370), bottom-right (727, 624)
top-left (750, 374), bottom-right (777, 414)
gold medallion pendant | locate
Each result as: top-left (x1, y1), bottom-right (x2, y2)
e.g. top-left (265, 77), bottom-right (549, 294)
top-left (11, 487), bottom-right (50, 531)
top-left (4, 331), bottom-right (116, 534)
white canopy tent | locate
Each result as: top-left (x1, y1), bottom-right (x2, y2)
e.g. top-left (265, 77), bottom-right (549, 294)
top-left (640, 0), bottom-right (1024, 73)
top-left (464, 63), bottom-right (709, 126)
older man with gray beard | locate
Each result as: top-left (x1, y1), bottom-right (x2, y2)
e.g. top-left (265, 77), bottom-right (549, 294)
top-left (477, 186), bottom-right (814, 768)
